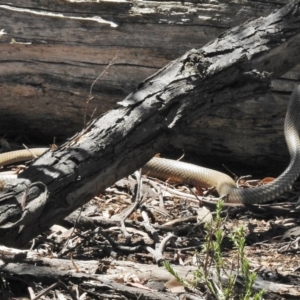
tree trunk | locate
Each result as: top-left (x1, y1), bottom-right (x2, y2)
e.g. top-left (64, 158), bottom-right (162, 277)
top-left (0, 1), bottom-right (300, 247)
top-left (0, 0), bottom-right (298, 174)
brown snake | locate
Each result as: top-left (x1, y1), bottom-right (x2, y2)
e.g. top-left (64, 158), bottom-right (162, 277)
top-left (1, 86), bottom-right (300, 204)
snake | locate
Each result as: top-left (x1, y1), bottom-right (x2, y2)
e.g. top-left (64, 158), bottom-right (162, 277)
top-left (0, 86), bottom-right (300, 204)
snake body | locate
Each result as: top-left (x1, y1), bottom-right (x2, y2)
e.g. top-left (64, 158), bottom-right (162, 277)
top-left (1, 86), bottom-right (300, 204)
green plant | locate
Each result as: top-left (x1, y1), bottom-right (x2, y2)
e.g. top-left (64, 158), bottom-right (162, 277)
top-left (164, 200), bottom-right (265, 300)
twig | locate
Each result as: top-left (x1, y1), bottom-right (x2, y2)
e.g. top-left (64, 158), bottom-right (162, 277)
top-left (112, 170), bottom-right (144, 244)
top-left (84, 56), bottom-right (117, 128)
top-left (31, 280), bottom-right (77, 300)
top-left (22, 144), bottom-right (39, 158)
top-left (145, 233), bottom-right (176, 265)
top-left (59, 205), bottom-right (83, 256)
top-left (141, 205), bottom-right (159, 243)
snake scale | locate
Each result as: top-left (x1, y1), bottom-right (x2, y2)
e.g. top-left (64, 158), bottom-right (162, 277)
top-left (1, 86), bottom-right (300, 204)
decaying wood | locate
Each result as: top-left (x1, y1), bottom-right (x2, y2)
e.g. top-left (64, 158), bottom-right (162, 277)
top-left (0, 1), bottom-right (300, 248)
top-left (0, 0), bottom-right (286, 139)
top-left (1, 245), bottom-right (300, 299)
top-left (0, 0), bottom-right (299, 173)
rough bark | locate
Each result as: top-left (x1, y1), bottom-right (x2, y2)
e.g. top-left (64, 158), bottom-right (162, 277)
top-left (1, 246), bottom-right (300, 299)
top-left (0, 0), bottom-right (299, 174)
top-left (0, 1), bottom-right (300, 247)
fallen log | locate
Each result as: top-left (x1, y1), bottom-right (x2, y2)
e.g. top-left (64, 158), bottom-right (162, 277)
top-left (0, 0), bottom-right (298, 173)
top-left (1, 1), bottom-right (300, 247)
top-left (1, 246), bottom-right (300, 299)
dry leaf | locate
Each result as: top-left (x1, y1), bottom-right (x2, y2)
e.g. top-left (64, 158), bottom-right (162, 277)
top-left (103, 209), bottom-right (115, 218)
top-left (127, 282), bottom-right (153, 291)
top-left (165, 278), bottom-right (185, 293)
top-left (197, 206), bottom-right (213, 223)
top-left (260, 177), bottom-right (275, 184)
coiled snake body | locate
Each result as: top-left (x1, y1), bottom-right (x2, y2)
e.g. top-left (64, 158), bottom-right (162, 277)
top-left (1, 86), bottom-right (300, 204)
